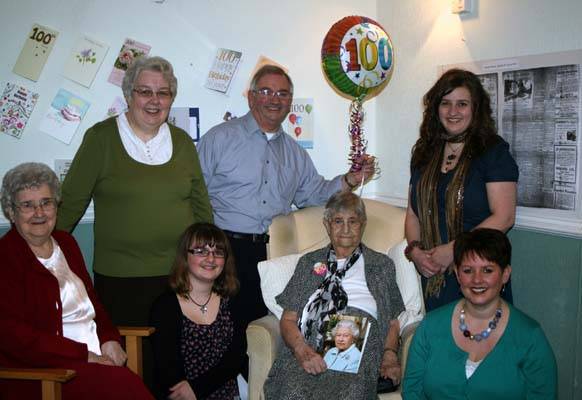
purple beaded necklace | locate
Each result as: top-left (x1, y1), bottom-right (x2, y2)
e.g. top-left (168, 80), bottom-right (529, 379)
top-left (459, 301), bottom-right (502, 342)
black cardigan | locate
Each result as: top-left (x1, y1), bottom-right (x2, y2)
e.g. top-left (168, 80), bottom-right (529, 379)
top-left (149, 290), bottom-right (246, 399)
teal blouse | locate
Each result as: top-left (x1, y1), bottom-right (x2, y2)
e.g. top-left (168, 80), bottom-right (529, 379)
top-left (403, 301), bottom-right (557, 400)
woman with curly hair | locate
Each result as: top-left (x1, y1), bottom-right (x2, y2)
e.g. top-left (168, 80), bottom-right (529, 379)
top-left (404, 69), bottom-right (518, 311)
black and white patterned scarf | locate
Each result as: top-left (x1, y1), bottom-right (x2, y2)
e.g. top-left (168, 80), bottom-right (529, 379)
top-left (299, 244), bottom-right (363, 352)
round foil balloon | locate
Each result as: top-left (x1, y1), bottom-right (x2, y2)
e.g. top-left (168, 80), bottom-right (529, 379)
top-left (322, 16), bottom-right (394, 100)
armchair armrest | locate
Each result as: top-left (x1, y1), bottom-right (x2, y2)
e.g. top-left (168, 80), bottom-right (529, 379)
top-left (378, 321), bottom-right (419, 400)
top-left (0, 367), bottom-right (76, 400)
top-left (118, 326), bottom-right (155, 378)
top-left (246, 314), bottom-right (282, 400)
top-left (0, 326), bottom-right (154, 400)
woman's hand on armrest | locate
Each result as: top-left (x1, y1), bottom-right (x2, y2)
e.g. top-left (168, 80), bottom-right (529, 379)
top-left (88, 351), bottom-right (115, 366)
top-left (380, 319), bottom-right (401, 384)
top-left (100, 340), bottom-right (127, 366)
top-left (280, 310), bottom-right (327, 375)
top-left (380, 349), bottom-right (401, 384)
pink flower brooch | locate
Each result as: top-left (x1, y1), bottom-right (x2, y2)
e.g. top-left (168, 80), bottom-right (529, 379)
top-left (312, 262), bottom-right (328, 276)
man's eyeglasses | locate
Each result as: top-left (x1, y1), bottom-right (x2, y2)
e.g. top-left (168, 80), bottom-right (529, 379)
top-left (133, 87), bottom-right (173, 100)
top-left (187, 247), bottom-right (226, 259)
top-left (253, 88), bottom-right (292, 101)
top-left (13, 198), bottom-right (57, 215)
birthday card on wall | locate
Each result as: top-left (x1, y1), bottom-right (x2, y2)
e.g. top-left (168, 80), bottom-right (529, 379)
top-left (39, 89), bottom-right (90, 144)
top-left (63, 35), bottom-right (109, 88)
top-left (108, 38), bottom-right (151, 87)
top-left (105, 96), bottom-right (127, 119)
top-left (169, 107), bottom-right (200, 141)
top-left (0, 83), bottom-right (39, 139)
top-left (205, 48), bottom-right (242, 94)
top-left (286, 98), bottom-right (314, 149)
top-left (13, 23), bottom-right (59, 81)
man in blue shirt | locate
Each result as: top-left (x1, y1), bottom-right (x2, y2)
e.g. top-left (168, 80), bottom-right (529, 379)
top-left (198, 65), bottom-right (375, 325)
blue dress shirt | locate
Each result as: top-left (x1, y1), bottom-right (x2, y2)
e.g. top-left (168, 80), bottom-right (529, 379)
top-left (198, 112), bottom-right (343, 233)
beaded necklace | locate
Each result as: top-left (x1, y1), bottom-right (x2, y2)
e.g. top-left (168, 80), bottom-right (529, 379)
top-left (459, 301), bottom-right (502, 342)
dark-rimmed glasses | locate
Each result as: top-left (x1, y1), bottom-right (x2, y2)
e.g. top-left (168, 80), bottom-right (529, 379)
top-left (187, 247), bottom-right (226, 259)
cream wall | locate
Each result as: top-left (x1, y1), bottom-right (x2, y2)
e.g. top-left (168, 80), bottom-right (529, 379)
top-left (374, 0), bottom-right (582, 205)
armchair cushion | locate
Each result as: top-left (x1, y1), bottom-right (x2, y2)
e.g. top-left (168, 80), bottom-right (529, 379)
top-left (387, 239), bottom-right (424, 335)
top-left (258, 253), bottom-right (302, 319)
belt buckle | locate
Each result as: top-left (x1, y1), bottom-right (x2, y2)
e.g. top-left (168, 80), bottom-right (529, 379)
top-left (253, 233), bottom-right (270, 243)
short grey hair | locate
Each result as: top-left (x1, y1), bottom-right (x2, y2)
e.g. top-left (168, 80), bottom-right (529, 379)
top-left (323, 192), bottom-right (367, 223)
top-left (121, 56), bottom-right (178, 102)
top-left (331, 319), bottom-right (360, 340)
top-left (249, 65), bottom-right (294, 94)
top-left (1, 162), bottom-right (61, 220)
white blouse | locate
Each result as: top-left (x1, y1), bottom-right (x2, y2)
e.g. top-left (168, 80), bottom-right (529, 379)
top-left (37, 239), bottom-right (101, 355)
top-left (340, 256), bottom-right (377, 319)
top-left (116, 112), bottom-right (172, 165)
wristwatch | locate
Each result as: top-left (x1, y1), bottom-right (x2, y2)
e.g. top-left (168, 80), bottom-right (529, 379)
top-left (404, 240), bottom-right (422, 261)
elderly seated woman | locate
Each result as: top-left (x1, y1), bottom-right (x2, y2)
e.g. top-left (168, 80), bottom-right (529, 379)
top-left (0, 162), bottom-right (152, 400)
top-left (263, 191), bottom-right (405, 400)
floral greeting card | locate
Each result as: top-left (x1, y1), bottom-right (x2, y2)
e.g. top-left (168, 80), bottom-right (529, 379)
top-left (0, 83), bottom-right (39, 139)
top-left (205, 48), bottom-right (242, 94)
top-left (108, 38), bottom-right (151, 87)
top-left (39, 89), bottom-right (90, 144)
top-left (104, 96), bottom-right (127, 119)
top-left (63, 35), bottom-right (109, 88)
top-left (13, 23), bottom-right (59, 81)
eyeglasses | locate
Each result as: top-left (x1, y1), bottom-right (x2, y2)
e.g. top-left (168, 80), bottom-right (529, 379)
top-left (13, 198), bottom-right (57, 214)
top-left (187, 247), bottom-right (226, 258)
top-left (132, 87), bottom-right (173, 100)
top-left (330, 217), bottom-right (362, 229)
top-left (253, 88), bottom-right (292, 101)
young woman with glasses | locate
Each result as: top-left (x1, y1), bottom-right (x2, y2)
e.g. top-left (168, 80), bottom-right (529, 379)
top-left (150, 223), bottom-right (245, 400)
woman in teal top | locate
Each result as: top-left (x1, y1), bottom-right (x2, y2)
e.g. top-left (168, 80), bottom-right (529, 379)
top-left (403, 229), bottom-right (556, 399)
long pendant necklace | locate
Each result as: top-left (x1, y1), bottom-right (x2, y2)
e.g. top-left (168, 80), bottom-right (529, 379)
top-left (459, 301), bottom-right (502, 342)
top-left (188, 292), bottom-right (212, 314)
top-left (443, 142), bottom-right (464, 172)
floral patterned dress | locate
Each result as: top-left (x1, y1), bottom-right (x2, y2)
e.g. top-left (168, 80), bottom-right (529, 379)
top-left (180, 298), bottom-right (238, 400)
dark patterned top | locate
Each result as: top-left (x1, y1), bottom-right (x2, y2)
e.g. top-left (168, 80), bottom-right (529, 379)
top-left (181, 298), bottom-right (238, 400)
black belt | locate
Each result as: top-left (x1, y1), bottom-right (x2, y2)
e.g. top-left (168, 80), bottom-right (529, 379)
top-left (224, 230), bottom-right (270, 244)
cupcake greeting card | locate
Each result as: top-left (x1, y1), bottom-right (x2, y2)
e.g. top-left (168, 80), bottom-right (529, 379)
top-left (39, 88), bottom-right (90, 144)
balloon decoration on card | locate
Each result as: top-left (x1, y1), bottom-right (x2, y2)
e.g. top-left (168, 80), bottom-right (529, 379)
top-left (322, 16), bottom-right (394, 173)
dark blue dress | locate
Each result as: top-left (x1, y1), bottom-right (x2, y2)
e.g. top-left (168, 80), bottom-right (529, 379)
top-left (410, 139), bottom-right (519, 311)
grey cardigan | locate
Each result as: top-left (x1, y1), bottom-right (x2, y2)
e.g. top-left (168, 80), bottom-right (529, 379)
top-left (276, 244), bottom-right (405, 344)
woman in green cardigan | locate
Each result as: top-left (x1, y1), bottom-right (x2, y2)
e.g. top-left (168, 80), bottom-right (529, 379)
top-left (57, 55), bottom-right (212, 330)
top-left (403, 228), bottom-right (556, 400)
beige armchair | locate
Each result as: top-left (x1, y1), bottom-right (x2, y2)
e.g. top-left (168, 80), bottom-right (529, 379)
top-left (246, 199), bottom-right (423, 400)
top-left (0, 326), bottom-right (154, 400)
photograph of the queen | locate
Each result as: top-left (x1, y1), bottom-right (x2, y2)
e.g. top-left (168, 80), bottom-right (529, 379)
top-left (323, 318), bottom-right (368, 373)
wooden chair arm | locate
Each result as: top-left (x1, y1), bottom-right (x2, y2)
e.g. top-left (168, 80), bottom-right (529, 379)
top-left (0, 367), bottom-right (76, 400)
top-left (118, 326), bottom-right (155, 378)
top-left (117, 326), bottom-right (155, 337)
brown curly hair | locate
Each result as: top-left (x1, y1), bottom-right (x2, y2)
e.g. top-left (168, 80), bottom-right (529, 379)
top-left (411, 69), bottom-right (500, 169)
top-left (169, 223), bottom-right (239, 298)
